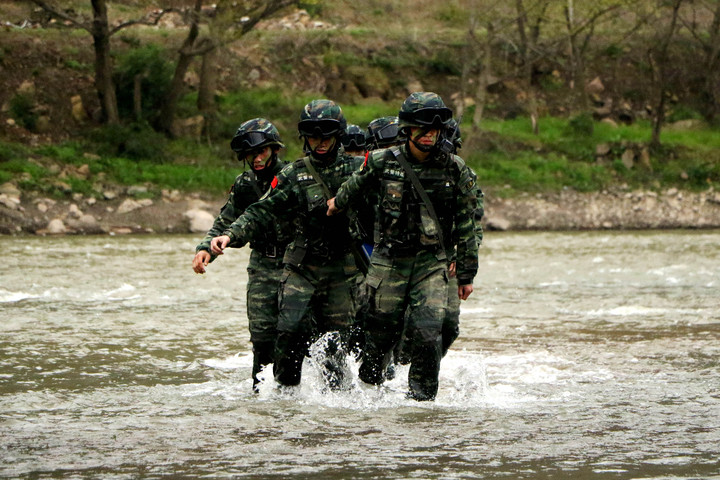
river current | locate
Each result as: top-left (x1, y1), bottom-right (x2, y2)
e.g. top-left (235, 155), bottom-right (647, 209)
top-left (1, 231), bottom-right (719, 479)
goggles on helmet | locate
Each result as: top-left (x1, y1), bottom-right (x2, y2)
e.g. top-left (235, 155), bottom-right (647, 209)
top-left (231, 131), bottom-right (269, 153)
top-left (374, 123), bottom-right (399, 142)
top-left (342, 133), bottom-right (365, 150)
top-left (400, 107), bottom-right (453, 127)
top-left (298, 119), bottom-right (343, 138)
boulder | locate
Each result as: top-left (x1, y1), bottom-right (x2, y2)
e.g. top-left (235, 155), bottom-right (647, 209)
top-left (184, 209), bottom-right (215, 233)
top-left (117, 198), bottom-right (144, 214)
top-left (585, 77), bottom-right (605, 95)
top-left (485, 217), bottom-right (511, 231)
top-left (46, 218), bottom-right (67, 234)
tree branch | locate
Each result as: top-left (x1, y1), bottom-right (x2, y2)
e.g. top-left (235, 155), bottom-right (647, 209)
top-left (109, 8), bottom-right (181, 36)
top-left (28, 0), bottom-right (90, 30)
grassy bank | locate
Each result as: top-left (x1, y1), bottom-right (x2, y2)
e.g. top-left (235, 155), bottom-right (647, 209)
top-left (3, 97), bottom-right (720, 202)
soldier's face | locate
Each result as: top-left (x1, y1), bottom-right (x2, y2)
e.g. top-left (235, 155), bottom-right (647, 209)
top-left (410, 127), bottom-right (439, 148)
top-left (246, 146), bottom-right (272, 170)
top-left (307, 136), bottom-right (336, 154)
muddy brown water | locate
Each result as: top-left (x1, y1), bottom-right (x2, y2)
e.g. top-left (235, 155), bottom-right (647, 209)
top-left (1, 231), bottom-right (719, 479)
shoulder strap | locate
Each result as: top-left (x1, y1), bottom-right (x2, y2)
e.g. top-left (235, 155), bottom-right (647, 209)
top-left (302, 157), bottom-right (369, 274)
top-left (391, 147), bottom-right (448, 261)
top-left (303, 157), bottom-right (334, 199)
top-left (247, 170), bottom-right (264, 199)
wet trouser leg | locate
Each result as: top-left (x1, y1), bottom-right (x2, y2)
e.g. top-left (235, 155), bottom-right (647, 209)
top-left (310, 255), bottom-right (357, 390)
top-left (442, 275), bottom-right (460, 358)
top-left (251, 341), bottom-right (274, 392)
top-left (275, 266), bottom-right (314, 386)
top-left (247, 250), bottom-right (284, 390)
top-left (359, 251), bottom-right (448, 400)
top-left (275, 256), bottom-right (356, 388)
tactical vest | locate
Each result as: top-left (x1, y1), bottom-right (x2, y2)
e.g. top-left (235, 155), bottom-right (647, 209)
top-left (285, 153), bottom-right (362, 265)
top-left (374, 146), bottom-right (464, 256)
top-left (242, 160), bottom-right (292, 256)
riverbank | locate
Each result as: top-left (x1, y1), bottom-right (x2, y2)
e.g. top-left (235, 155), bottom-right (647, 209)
top-left (2, 183), bottom-right (719, 236)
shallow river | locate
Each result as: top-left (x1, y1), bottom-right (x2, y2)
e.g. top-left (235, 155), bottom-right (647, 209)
top-left (1, 231), bottom-right (719, 479)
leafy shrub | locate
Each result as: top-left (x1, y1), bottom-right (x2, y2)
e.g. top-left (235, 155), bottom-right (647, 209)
top-left (88, 123), bottom-right (168, 162)
top-left (113, 44), bottom-right (173, 124)
top-left (9, 94), bottom-right (38, 131)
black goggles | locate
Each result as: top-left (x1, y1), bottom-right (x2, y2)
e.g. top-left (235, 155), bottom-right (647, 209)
top-left (374, 123), bottom-right (399, 141)
top-left (342, 133), bottom-right (366, 149)
top-left (231, 131), bottom-right (267, 152)
top-left (402, 107), bottom-right (453, 127)
top-left (298, 119), bottom-right (343, 138)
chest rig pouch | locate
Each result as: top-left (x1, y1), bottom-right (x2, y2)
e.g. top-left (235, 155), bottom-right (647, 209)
top-left (389, 147), bottom-right (448, 262)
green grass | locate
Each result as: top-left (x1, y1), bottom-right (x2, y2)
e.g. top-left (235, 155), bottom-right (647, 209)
top-left (2, 97), bottom-right (719, 199)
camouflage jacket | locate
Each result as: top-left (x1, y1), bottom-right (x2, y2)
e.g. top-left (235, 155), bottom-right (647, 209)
top-left (334, 144), bottom-right (479, 285)
top-left (223, 152), bottom-right (364, 265)
top-left (196, 159), bottom-right (290, 258)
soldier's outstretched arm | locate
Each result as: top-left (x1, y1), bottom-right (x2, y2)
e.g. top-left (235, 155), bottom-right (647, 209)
top-left (333, 152), bottom-right (380, 213)
top-left (222, 166), bottom-right (295, 247)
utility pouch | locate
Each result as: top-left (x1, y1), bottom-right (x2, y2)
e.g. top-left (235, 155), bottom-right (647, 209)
top-left (419, 204), bottom-right (439, 238)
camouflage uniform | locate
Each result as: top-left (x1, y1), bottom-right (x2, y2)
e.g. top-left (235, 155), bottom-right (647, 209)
top-left (221, 100), bottom-right (364, 388)
top-left (333, 92), bottom-right (479, 400)
top-left (396, 119), bottom-right (485, 363)
top-left (443, 166), bottom-right (484, 356)
top-left (195, 118), bottom-right (289, 391)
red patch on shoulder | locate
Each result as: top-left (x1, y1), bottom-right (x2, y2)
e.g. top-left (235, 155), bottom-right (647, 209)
top-left (271, 176), bottom-right (279, 189)
top-left (363, 151), bottom-right (369, 167)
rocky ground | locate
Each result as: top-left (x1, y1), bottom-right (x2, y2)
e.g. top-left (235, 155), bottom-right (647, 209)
top-left (2, 181), bottom-right (720, 237)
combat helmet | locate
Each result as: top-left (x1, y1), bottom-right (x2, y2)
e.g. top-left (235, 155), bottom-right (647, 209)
top-left (230, 118), bottom-right (285, 159)
top-left (341, 124), bottom-right (366, 153)
top-left (365, 116), bottom-right (404, 151)
top-left (298, 99), bottom-right (347, 139)
top-left (298, 99), bottom-right (346, 160)
top-left (398, 92), bottom-right (453, 130)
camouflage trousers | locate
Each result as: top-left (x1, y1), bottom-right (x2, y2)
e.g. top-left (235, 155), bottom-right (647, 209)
top-left (443, 275), bottom-right (461, 356)
top-left (395, 274), bottom-right (461, 364)
top-left (246, 248), bottom-right (285, 390)
top-left (274, 253), bottom-right (357, 386)
top-left (359, 249), bottom-right (449, 401)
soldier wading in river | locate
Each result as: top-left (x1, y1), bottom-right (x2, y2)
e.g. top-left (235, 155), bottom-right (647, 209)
top-left (211, 100), bottom-right (364, 392)
top-left (327, 92), bottom-right (479, 401)
top-left (193, 118), bottom-right (290, 392)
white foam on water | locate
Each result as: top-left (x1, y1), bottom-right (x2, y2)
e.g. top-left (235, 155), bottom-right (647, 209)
top-left (0, 288), bottom-right (37, 303)
top-left (202, 352), bottom-right (251, 370)
top-left (102, 283), bottom-right (140, 301)
top-left (587, 305), bottom-right (670, 317)
top-left (192, 344), bottom-right (612, 411)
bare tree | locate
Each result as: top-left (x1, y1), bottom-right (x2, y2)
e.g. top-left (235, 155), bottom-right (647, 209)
top-left (512, 0), bottom-right (554, 134)
top-left (681, 0), bottom-right (720, 124)
top-left (459, 0), bottom-right (507, 133)
top-left (28, 0), bottom-right (170, 125)
top-left (157, 0), bottom-right (299, 137)
top-left (563, 0), bottom-right (622, 109)
top-left (648, 0), bottom-right (684, 148)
